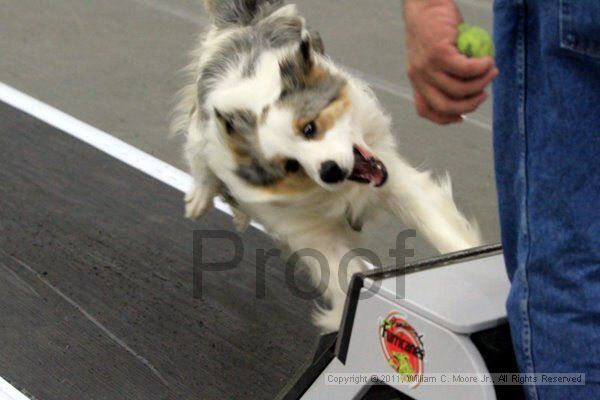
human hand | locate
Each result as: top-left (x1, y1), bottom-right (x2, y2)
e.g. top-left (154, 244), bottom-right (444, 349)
top-left (404, 0), bottom-right (498, 124)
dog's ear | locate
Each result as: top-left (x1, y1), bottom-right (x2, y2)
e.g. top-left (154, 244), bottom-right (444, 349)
top-left (308, 29), bottom-right (325, 55)
top-left (214, 108), bottom-right (257, 135)
top-left (278, 32), bottom-right (329, 97)
top-left (298, 35), bottom-right (315, 73)
top-left (279, 36), bottom-right (315, 95)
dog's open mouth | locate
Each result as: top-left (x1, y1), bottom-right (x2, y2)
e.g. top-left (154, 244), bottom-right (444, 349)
top-left (348, 144), bottom-right (388, 187)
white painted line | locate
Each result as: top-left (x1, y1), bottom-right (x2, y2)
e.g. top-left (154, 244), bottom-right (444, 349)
top-left (0, 82), bottom-right (191, 193)
top-left (0, 377), bottom-right (30, 400)
top-left (0, 82), bottom-right (239, 218)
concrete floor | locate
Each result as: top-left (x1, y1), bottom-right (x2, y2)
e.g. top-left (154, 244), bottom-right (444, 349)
top-left (0, 105), bottom-right (323, 400)
top-left (0, 0), bottom-right (498, 262)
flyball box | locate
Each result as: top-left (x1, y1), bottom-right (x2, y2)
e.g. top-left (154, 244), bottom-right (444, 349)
top-left (278, 244), bottom-right (525, 400)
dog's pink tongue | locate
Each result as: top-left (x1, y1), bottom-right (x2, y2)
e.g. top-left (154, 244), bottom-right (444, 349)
top-left (349, 145), bottom-right (388, 187)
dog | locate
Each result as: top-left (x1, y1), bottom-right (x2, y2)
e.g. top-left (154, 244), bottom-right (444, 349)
top-left (173, 0), bottom-right (482, 333)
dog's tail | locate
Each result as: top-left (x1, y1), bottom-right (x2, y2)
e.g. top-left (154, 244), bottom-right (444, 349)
top-left (204, 0), bottom-right (284, 27)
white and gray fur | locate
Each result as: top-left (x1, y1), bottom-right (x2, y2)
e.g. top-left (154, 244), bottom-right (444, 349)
top-left (174, 0), bottom-right (483, 333)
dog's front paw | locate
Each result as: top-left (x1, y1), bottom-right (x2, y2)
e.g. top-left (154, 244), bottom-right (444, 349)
top-left (185, 185), bottom-right (214, 220)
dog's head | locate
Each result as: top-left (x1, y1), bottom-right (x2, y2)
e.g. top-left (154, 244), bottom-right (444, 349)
top-left (212, 34), bottom-right (387, 193)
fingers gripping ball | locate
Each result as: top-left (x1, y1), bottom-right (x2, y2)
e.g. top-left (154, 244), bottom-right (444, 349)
top-left (456, 23), bottom-right (495, 58)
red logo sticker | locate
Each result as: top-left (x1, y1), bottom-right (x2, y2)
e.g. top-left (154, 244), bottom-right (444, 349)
top-left (379, 311), bottom-right (425, 388)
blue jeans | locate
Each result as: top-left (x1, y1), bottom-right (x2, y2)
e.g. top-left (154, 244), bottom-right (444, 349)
top-left (493, 0), bottom-right (600, 399)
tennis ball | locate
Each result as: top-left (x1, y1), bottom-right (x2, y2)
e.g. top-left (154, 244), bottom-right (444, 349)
top-left (456, 23), bottom-right (495, 58)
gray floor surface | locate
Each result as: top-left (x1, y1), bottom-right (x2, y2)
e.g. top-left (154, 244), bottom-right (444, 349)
top-left (0, 103), bottom-right (322, 400)
top-left (0, 0), bottom-right (499, 263)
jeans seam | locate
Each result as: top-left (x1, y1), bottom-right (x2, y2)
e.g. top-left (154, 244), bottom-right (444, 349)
top-left (517, 3), bottom-right (539, 399)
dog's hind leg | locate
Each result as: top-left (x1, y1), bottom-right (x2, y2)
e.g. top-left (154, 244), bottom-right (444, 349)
top-left (378, 153), bottom-right (483, 254)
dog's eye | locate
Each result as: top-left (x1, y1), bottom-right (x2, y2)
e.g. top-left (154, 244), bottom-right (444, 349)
top-left (302, 121), bottom-right (317, 139)
top-left (285, 159), bottom-right (300, 173)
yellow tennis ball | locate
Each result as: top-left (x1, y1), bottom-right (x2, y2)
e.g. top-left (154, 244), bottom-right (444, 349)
top-left (456, 23), bottom-right (495, 58)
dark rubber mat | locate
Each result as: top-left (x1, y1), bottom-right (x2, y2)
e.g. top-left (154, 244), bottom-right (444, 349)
top-left (0, 102), bottom-right (320, 400)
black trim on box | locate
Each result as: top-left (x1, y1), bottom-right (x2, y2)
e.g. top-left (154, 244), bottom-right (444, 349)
top-left (276, 332), bottom-right (338, 400)
top-left (335, 272), bottom-right (366, 364)
top-left (336, 244), bottom-right (503, 364)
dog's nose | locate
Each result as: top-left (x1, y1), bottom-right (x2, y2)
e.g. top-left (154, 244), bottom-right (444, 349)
top-left (319, 161), bottom-right (347, 184)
